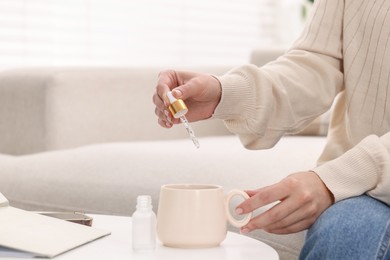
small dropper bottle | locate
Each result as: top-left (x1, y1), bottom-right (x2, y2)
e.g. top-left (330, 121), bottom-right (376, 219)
top-left (132, 195), bottom-right (157, 252)
top-left (167, 91), bottom-right (200, 148)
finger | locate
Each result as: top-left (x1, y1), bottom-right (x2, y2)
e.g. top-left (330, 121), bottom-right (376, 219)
top-left (172, 77), bottom-right (202, 101)
top-left (263, 201), bottom-right (318, 234)
top-left (245, 189), bottom-right (262, 197)
top-left (158, 118), bottom-right (172, 128)
top-left (246, 199), bottom-right (306, 230)
top-left (172, 84), bottom-right (190, 101)
top-left (153, 90), bottom-right (166, 109)
top-left (237, 182), bottom-right (290, 214)
top-left (154, 107), bottom-right (169, 121)
top-left (164, 110), bottom-right (172, 123)
top-left (241, 196), bottom-right (300, 232)
top-left (153, 94), bottom-right (166, 115)
top-left (156, 70), bottom-right (179, 104)
top-left (156, 108), bottom-right (180, 126)
top-left (154, 107), bottom-right (162, 118)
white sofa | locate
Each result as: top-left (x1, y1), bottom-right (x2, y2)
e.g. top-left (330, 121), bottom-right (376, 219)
top-left (0, 49), bottom-right (328, 260)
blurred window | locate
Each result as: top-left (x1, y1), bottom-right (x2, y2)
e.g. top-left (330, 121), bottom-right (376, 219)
top-left (0, 0), bottom-right (303, 68)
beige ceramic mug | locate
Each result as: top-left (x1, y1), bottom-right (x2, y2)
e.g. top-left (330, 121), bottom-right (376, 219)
top-left (157, 184), bottom-right (252, 248)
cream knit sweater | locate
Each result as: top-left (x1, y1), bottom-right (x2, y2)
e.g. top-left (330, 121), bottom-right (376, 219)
top-left (214, 0), bottom-right (390, 205)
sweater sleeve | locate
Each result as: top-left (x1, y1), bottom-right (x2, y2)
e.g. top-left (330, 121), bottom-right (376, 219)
top-left (313, 132), bottom-right (390, 206)
top-left (213, 0), bottom-right (344, 149)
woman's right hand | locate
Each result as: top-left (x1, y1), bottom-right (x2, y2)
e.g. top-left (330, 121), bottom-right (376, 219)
top-left (153, 70), bottom-right (222, 128)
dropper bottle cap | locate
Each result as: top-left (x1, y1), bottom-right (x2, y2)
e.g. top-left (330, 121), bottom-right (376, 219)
top-left (166, 91), bottom-right (200, 149)
top-left (167, 91), bottom-right (188, 118)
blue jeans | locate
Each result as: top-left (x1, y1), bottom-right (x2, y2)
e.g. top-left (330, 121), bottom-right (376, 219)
top-left (300, 195), bottom-right (390, 260)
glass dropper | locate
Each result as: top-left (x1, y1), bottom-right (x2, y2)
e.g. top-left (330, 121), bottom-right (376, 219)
top-left (166, 91), bottom-right (200, 149)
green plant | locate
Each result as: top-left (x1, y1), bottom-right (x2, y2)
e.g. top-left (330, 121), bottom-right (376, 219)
top-left (302, 0), bottom-right (314, 19)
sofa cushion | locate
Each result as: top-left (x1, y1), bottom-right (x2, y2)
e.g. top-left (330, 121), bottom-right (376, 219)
top-left (0, 135), bottom-right (325, 260)
top-left (0, 135), bottom-right (325, 212)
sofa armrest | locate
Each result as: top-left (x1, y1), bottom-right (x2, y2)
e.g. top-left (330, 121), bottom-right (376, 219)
top-left (0, 70), bottom-right (49, 155)
top-left (0, 67), bottom-right (232, 155)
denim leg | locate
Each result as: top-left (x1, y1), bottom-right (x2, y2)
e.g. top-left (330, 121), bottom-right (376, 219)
top-left (299, 195), bottom-right (390, 260)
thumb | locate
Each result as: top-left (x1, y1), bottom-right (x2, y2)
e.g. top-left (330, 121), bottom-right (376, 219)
top-left (172, 81), bottom-right (199, 101)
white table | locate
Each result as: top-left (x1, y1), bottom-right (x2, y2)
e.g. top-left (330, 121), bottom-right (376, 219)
top-left (0, 214), bottom-right (279, 260)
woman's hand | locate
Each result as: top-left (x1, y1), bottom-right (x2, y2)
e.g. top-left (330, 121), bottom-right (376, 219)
top-left (153, 70), bottom-right (222, 128)
top-left (237, 171), bottom-right (334, 234)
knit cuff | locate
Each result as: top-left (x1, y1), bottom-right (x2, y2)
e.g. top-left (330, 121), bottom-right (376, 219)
top-left (213, 75), bottom-right (254, 119)
top-left (313, 136), bottom-right (380, 202)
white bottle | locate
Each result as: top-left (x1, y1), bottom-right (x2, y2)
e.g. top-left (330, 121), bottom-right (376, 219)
top-left (132, 195), bottom-right (157, 252)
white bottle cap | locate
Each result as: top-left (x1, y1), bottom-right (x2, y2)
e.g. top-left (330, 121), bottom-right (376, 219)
top-left (166, 91), bottom-right (177, 104)
top-left (167, 91), bottom-right (188, 118)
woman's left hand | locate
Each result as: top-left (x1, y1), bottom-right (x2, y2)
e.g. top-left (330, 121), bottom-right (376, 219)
top-left (236, 171), bottom-right (334, 234)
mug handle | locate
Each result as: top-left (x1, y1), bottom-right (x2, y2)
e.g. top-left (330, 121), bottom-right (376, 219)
top-left (224, 189), bottom-right (252, 228)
